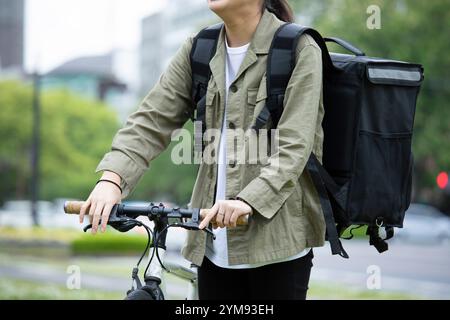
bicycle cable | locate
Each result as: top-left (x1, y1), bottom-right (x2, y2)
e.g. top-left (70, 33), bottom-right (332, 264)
top-left (144, 222), bottom-right (180, 277)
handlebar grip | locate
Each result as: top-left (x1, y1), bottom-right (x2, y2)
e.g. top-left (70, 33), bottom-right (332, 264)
top-left (64, 201), bottom-right (85, 215)
top-left (211, 214), bottom-right (249, 227)
top-left (63, 201), bottom-right (249, 226)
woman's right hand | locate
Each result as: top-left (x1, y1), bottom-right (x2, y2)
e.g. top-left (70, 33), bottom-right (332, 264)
top-left (79, 171), bottom-right (123, 234)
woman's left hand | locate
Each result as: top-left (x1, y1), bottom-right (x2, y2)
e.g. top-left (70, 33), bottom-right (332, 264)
top-left (199, 200), bottom-right (253, 229)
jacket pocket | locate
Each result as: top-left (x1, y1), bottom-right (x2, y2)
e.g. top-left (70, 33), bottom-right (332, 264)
top-left (247, 76), bottom-right (268, 129)
top-left (246, 88), bottom-right (258, 129)
top-left (204, 88), bottom-right (219, 129)
top-left (349, 131), bottom-right (412, 227)
top-left (206, 88), bottom-right (217, 107)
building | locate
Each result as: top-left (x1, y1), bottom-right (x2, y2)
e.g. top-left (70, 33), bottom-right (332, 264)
top-left (0, 0), bottom-right (25, 73)
top-left (140, 0), bottom-right (217, 96)
top-left (44, 53), bottom-right (131, 121)
top-left (140, 12), bottom-right (164, 99)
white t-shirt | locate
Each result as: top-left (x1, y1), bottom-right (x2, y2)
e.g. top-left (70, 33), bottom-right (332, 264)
top-left (205, 38), bottom-right (311, 269)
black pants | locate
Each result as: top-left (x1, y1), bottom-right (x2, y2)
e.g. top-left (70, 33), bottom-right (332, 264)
top-left (198, 249), bottom-right (314, 300)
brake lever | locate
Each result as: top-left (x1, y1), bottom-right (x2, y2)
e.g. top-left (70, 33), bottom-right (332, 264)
top-left (204, 227), bottom-right (216, 239)
top-left (186, 207), bottom-right (216, 239)
top-left (174, 220), bottom-right (216, 240)
top-left (83, 205), bottom-right (138, 233)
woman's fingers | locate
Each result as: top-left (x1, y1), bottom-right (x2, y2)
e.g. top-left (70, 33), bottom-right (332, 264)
top-left (79, 198), bottom-right (91, 223)
top-left (200, 200), bottom-right (251, 229)
top-left (199, 203), bottom-right (219, 229)
top-left (91, 202), bottom-right (105, 234)
top-left (223, 207), bottom-right (235, 227)
top-left (223, 202), bottom-right (236, 228)
top-left (199, 209), bottom-right (214, 229)
top-left (88, 202), bottom-right (97, 224)
top-left (100, 203), bottom-right (114, 233)
top-left (230, 210), bottom-right (243, 228)
top-left (215, 203), bottom-right (226, 228)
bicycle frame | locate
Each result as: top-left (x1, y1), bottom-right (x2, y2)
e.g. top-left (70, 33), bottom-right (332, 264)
top-left (64, 201), bottom-right (234, 300)
top-left (143, 208), bottom-right (199, 300)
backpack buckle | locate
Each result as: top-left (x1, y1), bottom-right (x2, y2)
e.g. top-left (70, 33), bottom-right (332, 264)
top-left (375, 217), bottom-right (384, 228)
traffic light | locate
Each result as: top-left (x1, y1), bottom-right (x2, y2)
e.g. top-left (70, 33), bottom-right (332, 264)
top-left (437, 172), bottom-right (449, 190)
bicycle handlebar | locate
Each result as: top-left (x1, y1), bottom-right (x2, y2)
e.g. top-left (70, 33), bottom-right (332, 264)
top-left (64, 201), bottom-right (249, 226)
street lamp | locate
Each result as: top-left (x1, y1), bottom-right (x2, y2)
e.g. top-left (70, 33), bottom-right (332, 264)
top-left (30, 71), bottom-right (41, 226)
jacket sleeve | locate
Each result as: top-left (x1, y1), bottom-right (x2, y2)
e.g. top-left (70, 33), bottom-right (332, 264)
top-left (237, 36), bottom-right (323, 219)
top-left (95, 36), bottom-right (194, 198)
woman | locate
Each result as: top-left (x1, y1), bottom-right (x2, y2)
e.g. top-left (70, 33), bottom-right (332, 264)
top-left (80, 0), bottom-right (326, 300)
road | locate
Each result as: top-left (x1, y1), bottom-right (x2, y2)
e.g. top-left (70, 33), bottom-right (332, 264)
top-left (1, 240), bottom-right (449, 299)
top-left (311, 240), bottom-right (450, 299)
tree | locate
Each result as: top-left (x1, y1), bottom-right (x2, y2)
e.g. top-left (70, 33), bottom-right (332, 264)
top-left (0, 80), bottom-right (119, 204)
top-left (126, 121), bottom-right (198, 205)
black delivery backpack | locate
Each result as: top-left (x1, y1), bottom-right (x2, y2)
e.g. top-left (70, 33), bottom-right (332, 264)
top-left (189, 23), bottom-right (425, 258)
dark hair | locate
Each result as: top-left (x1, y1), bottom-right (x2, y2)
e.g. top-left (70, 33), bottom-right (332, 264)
top-left (265, 0), bottom-right (295, 23)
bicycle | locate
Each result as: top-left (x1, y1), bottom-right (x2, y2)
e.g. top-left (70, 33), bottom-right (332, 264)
top-left (63, 201), bottom-right (248, 300)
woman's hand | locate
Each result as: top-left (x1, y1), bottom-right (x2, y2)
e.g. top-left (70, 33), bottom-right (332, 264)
top-left (199, 200), bottom-right (253, 230)
top-left (79, 171), bottom-right (122, 234)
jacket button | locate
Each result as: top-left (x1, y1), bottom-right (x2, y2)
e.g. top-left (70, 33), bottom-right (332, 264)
top-left (228, 122), bottom-right (236, 129)
top-left (230, 85), bottom-right (238, 93)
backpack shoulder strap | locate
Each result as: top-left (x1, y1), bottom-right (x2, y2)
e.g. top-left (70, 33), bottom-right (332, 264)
top-left (190, 23), bottom-right (223, 118)
top-left (190, 23), bottom-right (222, 153)
top-left (253, 23), bottom-right (334, 130)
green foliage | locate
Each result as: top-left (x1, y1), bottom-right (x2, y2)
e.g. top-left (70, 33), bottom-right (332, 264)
top-left (71, 231), bottom-right (148, 255)
top-left (290, 0), bottom-right (450, 191)
top-left (0, 226), bottom-right (149, 256)
top-left (0, 80), bottom-right (119, 203)
top-left (130, 121), bottom-right (198, 205)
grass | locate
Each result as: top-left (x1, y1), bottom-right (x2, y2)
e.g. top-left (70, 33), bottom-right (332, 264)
top-left (0, 278), bottom-right (123, 300)
top-left (0, 277), bottom-right (420, 300)
top-left (308, 283), bottom-right (422, 300)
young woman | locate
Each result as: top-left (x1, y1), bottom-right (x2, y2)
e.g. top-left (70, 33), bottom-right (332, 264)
top-left (80, 0), bottom-right (326, 300)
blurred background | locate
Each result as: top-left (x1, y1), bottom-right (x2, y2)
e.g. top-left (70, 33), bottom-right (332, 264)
top-left (0, 0), bottom-right (449, 300)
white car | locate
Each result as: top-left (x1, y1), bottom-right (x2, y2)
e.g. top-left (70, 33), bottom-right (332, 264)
top-left (0, 199), bottom-right (80, 229)
top-left (395, 203), bottom-right (450, 244)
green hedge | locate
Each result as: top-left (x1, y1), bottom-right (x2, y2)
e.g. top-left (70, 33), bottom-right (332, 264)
top-left (341, 225), bottom-right (368, 239)
top-left (71, 232), bottom-right (149, 255)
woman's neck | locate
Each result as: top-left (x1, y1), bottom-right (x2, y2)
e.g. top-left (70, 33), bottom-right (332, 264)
top-left (223, 10), bottom-right (262, 48)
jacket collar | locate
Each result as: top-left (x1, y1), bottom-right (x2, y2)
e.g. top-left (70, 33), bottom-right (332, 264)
top-left (209, 9), bottom-right (285, 94)
top-left (215, 8), bottom-right (284, 56)
top-left (250, 8), bottom-right (285, 54)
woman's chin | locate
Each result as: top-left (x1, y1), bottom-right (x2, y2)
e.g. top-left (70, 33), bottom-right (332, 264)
top-left (208, 0), bottom-right (227, 12)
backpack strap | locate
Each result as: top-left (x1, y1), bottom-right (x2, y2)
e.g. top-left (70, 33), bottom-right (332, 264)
top-left (307, 154), bottom-right (349, 259)
top-left (190, 23), bottom-right (223, 152)
top-left (367, 226), bottom-right (395, 253)
top-left (253, 23), bottom-right (335, 131)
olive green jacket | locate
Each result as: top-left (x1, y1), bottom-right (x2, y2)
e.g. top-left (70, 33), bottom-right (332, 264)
top-left (96, 9), bottom-right (326, 267)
